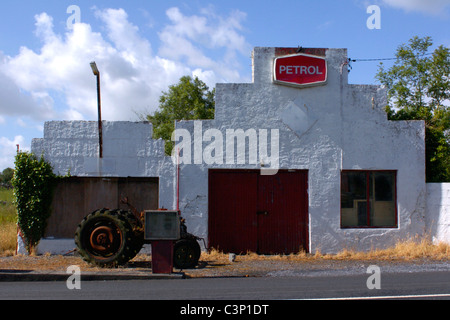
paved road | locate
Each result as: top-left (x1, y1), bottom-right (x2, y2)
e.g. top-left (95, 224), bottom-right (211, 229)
top-left (0, 271), bottom-right (449, 301)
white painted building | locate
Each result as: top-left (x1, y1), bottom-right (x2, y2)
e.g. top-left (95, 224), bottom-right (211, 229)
top-left (27, 47), bottom-right (449, 255)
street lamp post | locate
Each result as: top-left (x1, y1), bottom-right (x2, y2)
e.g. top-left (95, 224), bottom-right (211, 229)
top-left (90, 61), bottom-right (103, 158)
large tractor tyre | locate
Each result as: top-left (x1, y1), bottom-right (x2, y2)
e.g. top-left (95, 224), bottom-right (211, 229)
top-left (75, 209), bottom-right (136, 267)
top-left (120, 210), bottom-right (144, 259)
top-left (173, 238), bottom-right (201, 269)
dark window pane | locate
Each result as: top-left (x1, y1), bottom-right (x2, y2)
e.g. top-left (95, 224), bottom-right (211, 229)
top-left (341, 171), bottom-right (366, 208)
top-left (357, 200), bottom-right (367, 226)
top-left (341, 171), bottom-right (397, 228)
top-left (371, 172), bottom-right (396, 227)
top-left (374, 172), bottom-right (393, 201)
top-left (341, 171), bottom-right (367, 227)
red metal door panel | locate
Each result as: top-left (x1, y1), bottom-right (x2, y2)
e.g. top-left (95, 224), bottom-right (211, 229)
top-left (209, 169), bottom-right (308, 254)
top-left (257, 171), bottom-right (308, 254)
top-left (208, 170), bottom-right (258, 253)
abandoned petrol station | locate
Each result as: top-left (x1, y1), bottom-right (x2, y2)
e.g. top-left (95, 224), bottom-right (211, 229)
top-left (24, 47), bottom-right (450, 255)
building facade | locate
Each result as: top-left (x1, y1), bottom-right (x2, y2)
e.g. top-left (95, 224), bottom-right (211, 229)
top-left (29, 47), bottom-right (431, 255)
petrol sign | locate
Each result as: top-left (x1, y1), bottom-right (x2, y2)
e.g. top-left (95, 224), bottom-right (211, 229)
top-left (273, 53), bottom-right (327, 88)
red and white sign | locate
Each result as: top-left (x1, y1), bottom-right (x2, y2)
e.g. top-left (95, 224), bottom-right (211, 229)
top-left (273, 53), bottom-right (327, 87)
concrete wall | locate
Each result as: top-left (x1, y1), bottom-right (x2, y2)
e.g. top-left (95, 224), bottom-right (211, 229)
top-left (28, 47), bottom-right (429, 255)
top-left (174, 47), bottom-right (426, 253)
top-left (426, 183), bottom-right (450, 244)
top-left (26, 121), bottom-right (174, 255)
top-left (32, 121), bottom-right (176, 210)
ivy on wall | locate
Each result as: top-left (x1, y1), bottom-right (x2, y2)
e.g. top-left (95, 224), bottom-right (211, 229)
top-left (12, 152), bottom-right (57, 255)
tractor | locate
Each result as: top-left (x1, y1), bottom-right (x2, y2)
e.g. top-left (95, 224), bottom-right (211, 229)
top-left (74, 196), bottom-right (202, 269)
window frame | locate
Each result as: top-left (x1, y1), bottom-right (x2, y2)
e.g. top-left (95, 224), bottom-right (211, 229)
top-left (340, 170), bottom-right (398, 229)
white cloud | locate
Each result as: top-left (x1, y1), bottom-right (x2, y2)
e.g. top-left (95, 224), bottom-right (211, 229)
top-left (0, 7), bottom-right (250, 124)
top-left (0, 136), bottom-right (26, 170)
top-left (0, 6), bottom-right (251, 170)
top-left (382, 0), bottom-right (450, 15)
top-left (158, 7), bottom-right (251, 85)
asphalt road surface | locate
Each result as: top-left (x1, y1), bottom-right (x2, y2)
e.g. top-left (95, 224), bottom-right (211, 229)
top-left (0, 270), bottom-right (449, 300)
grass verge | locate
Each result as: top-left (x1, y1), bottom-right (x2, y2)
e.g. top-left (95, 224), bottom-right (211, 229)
top-left (202, 237), bottom-right (450, 263)
top-left (0, 188), bottom-right (17, 256)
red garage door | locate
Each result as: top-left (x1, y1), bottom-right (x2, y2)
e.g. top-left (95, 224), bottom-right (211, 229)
top-left (208, 169), bottom-right (308, 254)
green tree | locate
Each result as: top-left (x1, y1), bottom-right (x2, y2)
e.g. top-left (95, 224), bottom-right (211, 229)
top-left (12, 152), bottom-right (56, 254)
top-left (376, 36), bottom-right (450, 182)
top-left (145, 76), bottom-right (215, 155)
top-left (0, 168), bottom-right (14, 185)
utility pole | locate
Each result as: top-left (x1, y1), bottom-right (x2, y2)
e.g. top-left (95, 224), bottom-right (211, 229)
top-left (90, 61), bottom-right (103, 158)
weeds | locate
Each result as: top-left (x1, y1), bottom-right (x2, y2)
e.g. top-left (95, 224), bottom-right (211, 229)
top-left (201, 238), bottom-right (450, 263)
top-left (0, 187), bottom-right (17, 256)
top-left (0, 222), bottom-right (16, 256)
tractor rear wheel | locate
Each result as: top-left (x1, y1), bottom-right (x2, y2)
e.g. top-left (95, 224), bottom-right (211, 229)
top-left (173, 238), bottom-right (201, 269)
top-left (121, 210), bottom-right (144, 259)
top-left (75, 209), bottom-right (137, 267)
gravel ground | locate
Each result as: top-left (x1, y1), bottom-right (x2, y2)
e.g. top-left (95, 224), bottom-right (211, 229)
top-left (1, 254), bottom-right (449, 278)
top-left (185, 258), bottom-right (450, 278)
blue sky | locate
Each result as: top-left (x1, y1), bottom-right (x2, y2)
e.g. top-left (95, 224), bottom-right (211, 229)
top-left (0, 0), bottom-right (449, 171)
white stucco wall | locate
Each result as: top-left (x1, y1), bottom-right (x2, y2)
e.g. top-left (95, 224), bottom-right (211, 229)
top-left (426, 183), bottom-right (450, 244)
top-left (27, 121), bottom-right (175, 254)
top-left (29, 47), bottom-right (429, 255)
top-left (32, 121), bottom-right (176, 209)
top-left (174, 47), bottom-right (426, 253)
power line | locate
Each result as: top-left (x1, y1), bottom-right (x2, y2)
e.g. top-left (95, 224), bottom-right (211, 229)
top-left (350, 52), bottom-right (433, 62)
top-left (345, 52), bottom-right (434, 73)
top-left (350, 57), bottom-right (397, 62)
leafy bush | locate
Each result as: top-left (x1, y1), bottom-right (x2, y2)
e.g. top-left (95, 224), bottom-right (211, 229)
top-left (12, 152), bottom-right (56, 255)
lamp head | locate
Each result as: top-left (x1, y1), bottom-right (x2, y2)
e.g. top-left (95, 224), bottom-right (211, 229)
top-left (90, 61), bottom-right (99, 76)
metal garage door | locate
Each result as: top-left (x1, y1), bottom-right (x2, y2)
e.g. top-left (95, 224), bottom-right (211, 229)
top-left (208, 169), bottom-right (308, 254)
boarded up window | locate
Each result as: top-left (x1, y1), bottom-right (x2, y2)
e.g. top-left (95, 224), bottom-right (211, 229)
top-left (46, 177), bottom-right (159, 238)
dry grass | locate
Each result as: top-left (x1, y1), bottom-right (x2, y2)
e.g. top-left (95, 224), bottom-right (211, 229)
top-left (201, 238), bottom-right (450, 263)
top-left (0, 238), bottom-right (448, 274)
top-left (0, 222), bottom-right (17, 256)
top-left (0, 234), bottom-right (448, 273)
top-left (0, 253), bottom-right (93, 271)
top-left (0, 188), bottom-right (17, 256)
